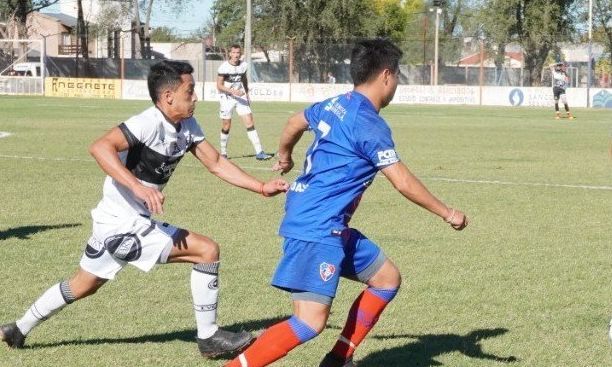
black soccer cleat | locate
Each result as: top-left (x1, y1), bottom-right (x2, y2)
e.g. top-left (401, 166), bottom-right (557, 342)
top-left (319, 352), bottom-right (356, 367)
top-left (196, 328), bottom-right (254, 358)
top-left (0, 322), bottom-right (26, 349)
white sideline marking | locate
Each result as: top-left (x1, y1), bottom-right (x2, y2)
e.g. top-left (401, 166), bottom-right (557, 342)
top-left (426, 176), bottom-right (612, 191)
top-left (0, 153), bottom-right (610, 191)
top-left (0, 132), bottom-right (11, 139)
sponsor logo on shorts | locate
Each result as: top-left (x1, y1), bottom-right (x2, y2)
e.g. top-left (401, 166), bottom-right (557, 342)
top-left (320, 262), bottom-right (336, 282)
top-left (104, 233), bottom-right (142, 262)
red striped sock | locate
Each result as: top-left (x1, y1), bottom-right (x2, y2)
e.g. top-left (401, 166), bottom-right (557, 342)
top-left (225, 317), bottom-right (316, 367)
top-left (330, 288), bottom-right (396, 360)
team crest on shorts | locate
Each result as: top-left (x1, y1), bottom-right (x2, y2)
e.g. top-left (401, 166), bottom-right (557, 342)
top-left (104, 233), bottom-right (142, 262)
top-left (319, 262), bottom-right (336, 282)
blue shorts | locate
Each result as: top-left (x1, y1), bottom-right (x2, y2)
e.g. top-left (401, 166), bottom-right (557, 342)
top-left (271, 229), bottom-right (384, 298)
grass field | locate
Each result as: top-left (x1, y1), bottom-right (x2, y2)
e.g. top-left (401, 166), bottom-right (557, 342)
top-left (0, 95), bottom-right (611, 367)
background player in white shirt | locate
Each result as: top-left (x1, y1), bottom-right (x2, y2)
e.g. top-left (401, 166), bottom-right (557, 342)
top-left (0, 60), bottom-right (288, 358)
top-left (217, 44), bottom-right (272, 160)
top-left (550, 62), bottom-right (574, 120)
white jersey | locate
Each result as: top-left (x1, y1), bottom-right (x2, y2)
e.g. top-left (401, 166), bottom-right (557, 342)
top-left (93, 106), bottom-right (205, 219)
top-left (217, 60), bottom-right (248, 94)
top-left (552, 70), bottom-right (568, 90)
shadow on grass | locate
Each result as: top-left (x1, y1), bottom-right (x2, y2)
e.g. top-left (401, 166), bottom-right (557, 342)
top-left (0, 223), bottom-right (81, 241)
top-left (27, 315), bottom-right (289, 349)
top-left (357, 328), bottom-right (518, 366)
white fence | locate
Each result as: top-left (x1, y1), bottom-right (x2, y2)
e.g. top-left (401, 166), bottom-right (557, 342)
top-left (3, 77), bottom-right (611, 109)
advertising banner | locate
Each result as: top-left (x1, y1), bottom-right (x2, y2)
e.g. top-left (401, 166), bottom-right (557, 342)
top-left (45, 77), bottom-right (121, 99)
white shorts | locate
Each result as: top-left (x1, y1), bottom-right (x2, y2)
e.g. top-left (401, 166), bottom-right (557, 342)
top-left (219, 93), bottom-right (252, 119)
top-left (79, 213), bottom-right (179, 280)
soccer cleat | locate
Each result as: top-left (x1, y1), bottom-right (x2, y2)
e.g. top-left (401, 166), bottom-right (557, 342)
top-left (319, 352), bottom-right (356, 367)
top-left (196, 328), bottom-right (254, 358)
top-left (554, 114), bottom-right (561, 120)
top-left (255, 151), bottom-right (273, 161)
top-left (0, 322), bottom-right (26, 349)
top-left (568, 115), bottom-right (575, 120)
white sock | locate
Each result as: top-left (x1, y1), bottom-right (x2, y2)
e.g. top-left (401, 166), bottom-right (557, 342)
top-left (220, 132), bottom-right (230, 155)
top-left (16, 281), bottom-right (75, 335)
top-left (247, 129), bottom-right (263, 154)
top-left (191, 262), bottom-right (220, 339)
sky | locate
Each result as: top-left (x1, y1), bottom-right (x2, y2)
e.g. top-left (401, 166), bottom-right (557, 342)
top-left (43, 0), bottom-right (214, 37)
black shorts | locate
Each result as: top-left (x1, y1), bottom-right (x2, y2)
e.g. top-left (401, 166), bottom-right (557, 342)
top-left (553, 87), bottom-right (565, 101)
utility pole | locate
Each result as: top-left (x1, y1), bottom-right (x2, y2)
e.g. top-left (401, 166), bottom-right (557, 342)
top-left (429, 2), bottom-right (443, 86)
top-left (245, 0), bottom-right (252, 82)
top-left (587, 0), bottom-right (593, 108)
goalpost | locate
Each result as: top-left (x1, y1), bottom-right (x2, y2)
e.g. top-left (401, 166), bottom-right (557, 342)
top-left (0, 39), bottom-right (44, 95)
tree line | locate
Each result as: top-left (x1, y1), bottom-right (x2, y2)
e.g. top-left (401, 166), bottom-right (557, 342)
top-left (1, 1), bottom-right (611, 85)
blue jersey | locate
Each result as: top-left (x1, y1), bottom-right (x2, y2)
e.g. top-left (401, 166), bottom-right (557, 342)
top-left (279, 91), bottom-right (400, 247)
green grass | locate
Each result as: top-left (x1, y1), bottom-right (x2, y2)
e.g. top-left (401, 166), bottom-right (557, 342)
top-left (0, 95), bottom-right (611, 367)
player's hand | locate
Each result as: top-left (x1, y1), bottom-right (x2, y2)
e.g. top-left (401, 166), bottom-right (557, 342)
top-left (231, 88), bottom-right (245, 97)
top-left (261, 178), bottom-right (289, 197)
top-left (444, 208), bottom-right (468, 231)
top-left (272, 158), bottom-right (294, 175)
top-left (133, 185), bottom-right (165, 215)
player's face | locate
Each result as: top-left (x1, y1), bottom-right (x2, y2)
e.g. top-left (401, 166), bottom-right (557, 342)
top-left (170, 74), bottom-right (197, 120)
top-left (229, 48), bottom-right (241, 64)
top-left (381, 68), bottom-right (399, 108)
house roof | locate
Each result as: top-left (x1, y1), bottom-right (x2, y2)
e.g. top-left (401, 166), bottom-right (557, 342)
top-left (40, 12), bottom-right (78, 28)
top-left (458, 51), bottom-right (524, 66)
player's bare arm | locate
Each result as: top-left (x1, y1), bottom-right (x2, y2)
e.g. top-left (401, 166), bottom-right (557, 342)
top-left (191, 139), bottom-right (288, 196)
top-left (241, 73), bottom-right (250, 102)
top-left (272, 111), bottom-right (309, 174)
top-left (381, 161), bottom-right (468, 230)
top-left (89, 126), bottom-right (165, 214)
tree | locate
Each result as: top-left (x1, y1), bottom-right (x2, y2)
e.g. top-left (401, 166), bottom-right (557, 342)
top-left (149, 26), bottom-right (179, 42)
top-left (211, 0), bottom-right (418, 82)
top-left (593, 0), bottom-right (612, 66)
top-left (0, 0), bottom-right (59, 37)
top-left (475, 0), bottom-right (577, 86)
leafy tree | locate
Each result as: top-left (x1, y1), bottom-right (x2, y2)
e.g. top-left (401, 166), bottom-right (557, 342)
top-left (593, 0), bottom-right (612, 66)
top-left (475, 0), bottom-right (577, 86)
top-left (149, 26), bottom-right (180, 42)
top-left (0, 0), bottom-right (59, 37)
top-left (211, 0), bottom-right (419, 82)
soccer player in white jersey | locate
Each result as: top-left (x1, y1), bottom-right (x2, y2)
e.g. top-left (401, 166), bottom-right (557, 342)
top-left (217, 44), bottom-right (272, 160)
top-left (550, 62), bottom-right (574, 120)
top-left (0, 60), bottom-right (289, 357)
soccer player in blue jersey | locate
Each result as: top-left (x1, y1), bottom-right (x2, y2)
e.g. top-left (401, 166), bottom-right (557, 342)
top-left (225, 39), bottom-right (468, 367)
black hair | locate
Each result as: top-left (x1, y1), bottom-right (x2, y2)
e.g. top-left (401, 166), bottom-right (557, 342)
top-left (147, 60), bottom-right (194, 103)
top-left (230, 44), bottom-right (242, 50)
top-left (350, 38), bottom-right (403, 86)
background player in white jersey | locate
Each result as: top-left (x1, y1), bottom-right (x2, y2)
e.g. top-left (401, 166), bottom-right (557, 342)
top-left (0, 60), bottom-right (288, 357)
top-left (550, 62), bottom-right (574, 120)
top-left (217, 44), bottom-right (272, 160)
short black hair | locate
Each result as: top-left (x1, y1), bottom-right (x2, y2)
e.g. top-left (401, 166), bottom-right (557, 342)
top-left (230, 44), bottom-right (241, 50)
top-left (350, 38), bottom-right (403, 86)
top-left (147, 60), bottom-right (194, 103)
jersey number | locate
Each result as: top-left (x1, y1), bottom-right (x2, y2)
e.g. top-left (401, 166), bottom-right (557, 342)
top-left (305, 120), bottom-right (331, 174)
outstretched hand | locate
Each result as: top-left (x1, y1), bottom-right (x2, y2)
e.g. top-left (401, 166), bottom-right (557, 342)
top-left (272, 159), bottom-right (294, 175)
top-left (262, 178), bottom-right (290, 197)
